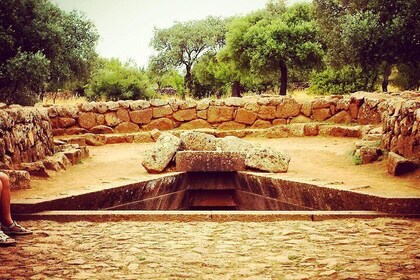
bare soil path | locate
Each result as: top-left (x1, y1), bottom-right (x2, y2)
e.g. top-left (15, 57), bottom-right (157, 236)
top-left (12, 137), bottom-right (419, 202)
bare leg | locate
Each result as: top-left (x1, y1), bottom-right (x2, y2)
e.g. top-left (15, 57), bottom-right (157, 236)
top-left (0, 173), bottom-right (13, 226)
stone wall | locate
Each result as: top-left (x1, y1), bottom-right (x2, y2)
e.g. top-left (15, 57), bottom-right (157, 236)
top-left (0, 106), bottom-right (54, 169)
top-left (47, 92), bottom-right (394, 136)
top-left (382, 98), bottom-right (420, 160)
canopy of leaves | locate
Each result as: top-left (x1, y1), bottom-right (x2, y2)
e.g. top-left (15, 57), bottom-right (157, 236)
top-left (314, 0), bottom-right (420, 91)
top-left (86, 58), bottom-right (154, 101)
top-left (223, 1), bottom-right (324, 95)
top-left (0, 0), bottom-right (98, 105)
top-left (150, 16), bottom-right (227, 94)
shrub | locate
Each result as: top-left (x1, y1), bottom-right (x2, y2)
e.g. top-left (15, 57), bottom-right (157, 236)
top-left (86, 58), bottom-right (155, 101)
top-left (309, 66), bottom-right (372, 95)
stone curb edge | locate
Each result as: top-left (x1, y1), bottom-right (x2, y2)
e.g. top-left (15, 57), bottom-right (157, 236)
top-left (15, 210), bottom-right (420, 222)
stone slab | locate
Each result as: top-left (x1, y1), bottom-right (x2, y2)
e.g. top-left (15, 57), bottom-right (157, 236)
top-left (14, 210), bottom-right (419, 223)
top-left (176, 151), bottom-right (246, 172)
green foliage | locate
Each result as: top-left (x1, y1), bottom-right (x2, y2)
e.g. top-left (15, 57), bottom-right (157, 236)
top-left (314, 0), bottom-right (420, 92)
top-left (150, 16), bottom-right (227, 95)
top-left (86, 58), bottom-right (154, 101)
top-left (223, 1), bottom-right (324, 95)
top-left (392, 63), bottom-right (420, 91)
top-left (160, 70), bottom-right (185, 96)
top-left (0, 0), bottom-right (98, 104)
top-left (309, 66), bottom-right (373, 95)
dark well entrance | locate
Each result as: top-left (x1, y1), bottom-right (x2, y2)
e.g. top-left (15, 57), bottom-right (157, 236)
top-left (11, 151), bottom-right (420, 214)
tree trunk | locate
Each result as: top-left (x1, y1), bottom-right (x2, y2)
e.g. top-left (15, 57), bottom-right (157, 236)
top-left (381, 64), bottom-right (392, 92)
top-left (184, 65), bottom-right (192, 99)
top-left (231, 80), bottom-right (242, 97)
top-left (279, 61), bottom-right (287, 96)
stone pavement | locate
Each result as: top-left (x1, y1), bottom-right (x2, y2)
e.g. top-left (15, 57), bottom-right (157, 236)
top-left (0, 218), bottom-right (419, 280)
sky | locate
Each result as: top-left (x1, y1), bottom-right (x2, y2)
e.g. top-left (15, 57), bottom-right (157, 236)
top-left (54, 0), bottom-right (307, 68)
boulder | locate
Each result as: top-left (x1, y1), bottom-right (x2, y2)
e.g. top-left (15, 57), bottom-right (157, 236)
top-left (387, 152), bottom-right (418, 176)
top-left (0, 170), bottom-right (31, 190)
top-left (78, 112), bottom-right (97, 129)
top-left (152, 105), bottom-right (173, 118)
top-left (258, 106), bottom-right (277, 120)
top-left (245, 146), bottom-right (291, 173)
top-left (143, 118), bottom-right (174, 131)
top-left (104, 112), bottom-right (121, 127)
top-left (251, 119), bottom-right (272, 129)
top-left (116, 108), bottom-right (130, 122)
top-left (359, 146), bottom-right (383, 164)
top-left (142, 133), bottom-right (181, 173)
top-left (173, 108), bottom-right (197, 121)
top-left (180, 131), bottom-right (217, 151)
top-left (235, 108), bottom-right (257, 124)
top-left (130, 109), bottom-right (153, 124)
top-left (114, 122), bottom-right (140, 133)
top-left (276, 98), bottom-right (301, 118)
top-left (58, 117), bottom-right (76, 128)
top-left (215, 136), bottom-right (254, 154)
top-left (20, 162), bottom-right (49, 177)
top-left (207, 106), bottom-right (235, 123)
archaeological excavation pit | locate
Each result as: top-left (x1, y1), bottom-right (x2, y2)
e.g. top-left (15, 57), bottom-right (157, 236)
top-left (11, 151), bottom-right (420, 216)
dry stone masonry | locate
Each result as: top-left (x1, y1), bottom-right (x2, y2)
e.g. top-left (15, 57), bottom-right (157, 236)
top-left (47, 93), bottom-right (393, 136)
top-left (0, 106), bottom-right (54, 169)
top-left (0, 106), bottom-right (90, 189)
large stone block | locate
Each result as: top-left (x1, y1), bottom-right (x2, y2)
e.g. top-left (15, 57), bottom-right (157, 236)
top-left (143, 118), bottom-right (174, 131)
top-left (312, 108), bottom-right (332, 121)
top-left (235, 108), bottom-right (257, 124)
top-left (153, 105), bottom-right (173, 118)
top-left (176, 151), bottom-right (246, 172)
top-left (142, 132), bottom-right (181, 173)
top-left (245, 147), bottom-right (291, 173)
top-left (115, 122), bottom-right (140, 133)
top-left (58, 117), bottom-right (76, 128)
top-left (276, 98), bottom-right (301, 118)
top-left (207, 106), bottom-right (235, 123)
top-left (258, 106), bottom-right (276, 120)
top-left (180, 131), bottom-right (217, 151)
top-left (104, 112), bottom-right (121, 127)
top-left (130, 108), bottom-right (153, 124)
top-left (387, 152), bottom-right (418, 176)
top-left (0, 169), bottom-right (31, 190)
top-left (78, 112), bottom-right (96, 129)
top-left (173, 108), bottom-right (197, 121)
top-left (116, 108), bottom-right (130, 122)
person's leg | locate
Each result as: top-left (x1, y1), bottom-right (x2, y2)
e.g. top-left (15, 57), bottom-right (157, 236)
top-left (0, 172), bottom-right (31, 235)
top-left (0, 176), bottom-right (16, 246)
top-left (0, 172), bottom-right (13, 226)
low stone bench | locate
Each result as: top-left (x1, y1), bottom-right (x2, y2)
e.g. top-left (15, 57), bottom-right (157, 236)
top-left (176, 151), bottom-right (246, 172)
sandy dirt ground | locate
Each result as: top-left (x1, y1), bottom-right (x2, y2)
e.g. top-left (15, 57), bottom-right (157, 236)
top-left (12, 137), bottom-right (420, 202)
top-left (1, 218), bottom-right (419, 279)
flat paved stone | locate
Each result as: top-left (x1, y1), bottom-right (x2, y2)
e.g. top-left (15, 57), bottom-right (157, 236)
top-left (1, 218), bottom-right (419, 279)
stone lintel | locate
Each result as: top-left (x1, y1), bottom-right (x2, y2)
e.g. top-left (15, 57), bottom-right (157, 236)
top-left (176, 151), bottom-right (246, 172)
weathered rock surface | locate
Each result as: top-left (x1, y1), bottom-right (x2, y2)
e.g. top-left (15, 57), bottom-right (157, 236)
top-left (180, 131), bottom-right (217, 151)
top-left (142, 133), bottom-right (181, 173)
top-left (0, 169), bottom-right (31, 190)
top-left (245, 146), bottom-right (291, 173)
top-left (215, 136), bottom-right (254, 154)
top-left (387, 152), bottom-right (418, 176)
top-left (176, 151), bottom-right (246, 172)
